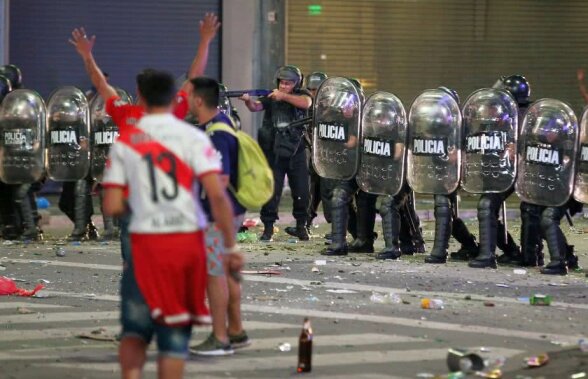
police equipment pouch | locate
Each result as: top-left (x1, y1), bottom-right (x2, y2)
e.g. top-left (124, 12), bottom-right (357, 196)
top-left (273, 122), bottom-right (304, 159)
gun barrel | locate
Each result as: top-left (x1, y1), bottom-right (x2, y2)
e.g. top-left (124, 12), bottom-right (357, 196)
top-left (223, 89), bottom-right (272, 98)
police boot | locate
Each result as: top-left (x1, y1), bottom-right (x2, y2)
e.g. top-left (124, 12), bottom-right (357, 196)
top-left (348, 194), bottom-right (376, 253)
top-left (539, 207), bottom-right (567, 275)
top-left (260, 223), bottom-right (274, 242)
top-left (19, 188), bottom-right (39, 241)
top-left (87, 221), bottom-right (100, 241)
top-left (520, 202), bottom-right (543, 266)
top-left (566, 245), bottom-right (580, 271)
top-left (425, 196), bottom-right (451, 264)
top-left (323, 188), bottom-right (349, 256)
top-left (469, 198), bottom-right (497, 269)
top-left (286, 220), bottom-right (310, 241)
top-left (376, 198), bottom-right (401, 260)
top-left (496, 221), bottom-right (523, 265)
top-left (69, 180), bottom-right (89, 241)
top-left (449, 218), bottom-right (479, 261)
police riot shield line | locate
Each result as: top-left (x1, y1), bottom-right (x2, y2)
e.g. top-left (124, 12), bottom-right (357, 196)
top-left (356, 91), bottom-right (407, 195)
top-left (0, 90), bottom-right (46, 183)
top-left (461, 88), bottom-right (518, 194)
top-left (312, 77), bottom-right (361, 180)
top-left (46, 86), bottom-right (91, 181)
top-left (406, 88), bottom-right (462, 195)
top-left (516, 99), bottom-right (578, 207)
top-left (574, 107), bottom-right (588, 204)
top-left (90, 88), bottom-right (131, 181)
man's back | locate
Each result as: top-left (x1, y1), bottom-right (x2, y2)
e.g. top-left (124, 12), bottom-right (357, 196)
top-left (105, 113), bottom-right (220, 233)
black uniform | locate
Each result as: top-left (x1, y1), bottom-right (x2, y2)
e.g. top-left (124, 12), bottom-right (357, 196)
top-left (258, 89), bottom-right (311, 239)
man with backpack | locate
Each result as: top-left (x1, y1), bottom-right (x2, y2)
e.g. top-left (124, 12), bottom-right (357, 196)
top-left (188, 77), bottom-right (266, 355)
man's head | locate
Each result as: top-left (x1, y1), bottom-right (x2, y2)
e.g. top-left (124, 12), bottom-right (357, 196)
top-left (493, 74), bottom-right (530, 106)
top-left (305, 72), bottom-right (328, 98)
top-left (274, 65), bottom-right (302, 94)
top-left (189, 77), bottom-right (220, 118)
top-left (136, 69), bottom-right (176, 109)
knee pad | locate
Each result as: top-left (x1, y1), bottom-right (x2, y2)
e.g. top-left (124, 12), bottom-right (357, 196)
top-left (332, 188), bottom-right (351, 209)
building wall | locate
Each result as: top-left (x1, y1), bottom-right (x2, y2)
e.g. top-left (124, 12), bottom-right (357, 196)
top-left (287, 0), bottom-right (588, 114)
top-left (8, 0), bottom-right (221, 98)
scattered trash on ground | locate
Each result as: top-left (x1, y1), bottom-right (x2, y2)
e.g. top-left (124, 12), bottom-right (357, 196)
top-left (513, 269), bottom-right (527, 275)
top-left (17, 306), bottom-right (34, 314)
top-left (326, 289), bottom-right (357, 294)
top-left (530, 294), bottom-right (552, 306)
top-left (447, 348), bottom-right (485, 373)
top-left (314, 260), bottom-right (327, 266)
top-left (370, 292), bottom-right (402, 304)
top-left (525, 353), bottom-right (549, 367)
top-left (55, 247), bottom-right (66, 257)
top-left (237, 231), bottom-right (257, 243)
top-left (422, 298), bottom-right (444, 309)
top-left (277, 342), bottom-right (291, 352)
top-left (76, 327), bottom-right (117, 342)
top-left (0, 276), bottom-right (44, 297)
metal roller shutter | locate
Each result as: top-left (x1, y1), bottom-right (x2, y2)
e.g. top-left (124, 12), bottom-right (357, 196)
top-left (287, 0), bottom-right (588, 114)
top-left (9, 0), bottom-right (221, 98)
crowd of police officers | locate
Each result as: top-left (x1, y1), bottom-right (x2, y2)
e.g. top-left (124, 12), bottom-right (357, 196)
top-left (0, 62), bottom-right (586, 276)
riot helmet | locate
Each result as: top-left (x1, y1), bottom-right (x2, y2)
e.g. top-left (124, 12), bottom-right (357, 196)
top-left (347, 77), bottom-right (365, 103)
top-left (0, 75), bottom-right (12, 103)
top-left (274, 65), bottom-right (303, 90)
top-left (0, 65), bottom-right (23, 89)
top-left (437, 86), bottom-right (460, 105)
top-left (305, 72), bottom-right (328, 91)
top-left (494, 75), bottom-right (530, 106)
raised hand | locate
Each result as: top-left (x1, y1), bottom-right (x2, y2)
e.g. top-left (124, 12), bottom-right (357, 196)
top-left (68, 27), bottom-right (96, 58)
top-left (199, 12), bottom-right (221, 42)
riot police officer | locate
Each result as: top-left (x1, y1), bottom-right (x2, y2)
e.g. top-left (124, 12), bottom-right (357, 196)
top-left (240, 65), bottom-right (312, 241)
top-left (423, 87), bottom-right (479, 263)
top-left (469, 76), bottom-right (526, 268)
top-left (285, 72), bottom-right (327, 239)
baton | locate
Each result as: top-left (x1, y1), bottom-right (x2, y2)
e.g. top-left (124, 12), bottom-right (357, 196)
top-left (565, 210), bottom-right (574, 227)
top-left (501, 201), bottom-right (508, 245)
top-left (222, 89), bottom-right (272, 98)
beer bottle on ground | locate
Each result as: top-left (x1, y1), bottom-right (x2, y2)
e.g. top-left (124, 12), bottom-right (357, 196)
top-left (297, 317), bottom-right (313, 373)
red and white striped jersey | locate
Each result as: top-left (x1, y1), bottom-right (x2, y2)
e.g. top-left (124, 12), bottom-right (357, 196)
top-left (103, 113), bottom-right (221, 233)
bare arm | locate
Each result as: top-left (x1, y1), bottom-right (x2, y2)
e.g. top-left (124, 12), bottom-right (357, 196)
top-left (69, 27), bottom-right (117, 101)
top-left (578, 69), bottom-right (588, 104)
top-left (269, 90), bottom-right (312, 109)
top-left (239, 93), bottom-right (264, 112)
top-left (179, 13), bottom-right (221, 93)
top-left (103, 187), bottom-right (126, 217)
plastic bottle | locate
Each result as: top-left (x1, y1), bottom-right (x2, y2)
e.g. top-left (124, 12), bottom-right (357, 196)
top-left (297, 318), bottom-right (313, 373)
top-left (421, 298), bottom-right (444, 309)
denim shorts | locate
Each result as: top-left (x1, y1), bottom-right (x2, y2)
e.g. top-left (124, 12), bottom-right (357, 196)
top-left (119, 238), bottom-right (192, 359)
top-left (205, 215), bottom-right (244, 277)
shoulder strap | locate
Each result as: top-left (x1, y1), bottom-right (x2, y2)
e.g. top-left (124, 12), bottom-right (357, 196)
top-left (207, 122), bottom-right (237, 137)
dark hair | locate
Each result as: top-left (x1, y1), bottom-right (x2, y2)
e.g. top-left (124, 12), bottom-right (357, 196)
top-left (190, 77), bottom-right (220, 108)
top-left (136, 69), bottom-right (176, 107)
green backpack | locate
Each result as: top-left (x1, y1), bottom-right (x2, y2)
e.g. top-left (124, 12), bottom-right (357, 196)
top-left (206, 122), bottom-right (274, 210)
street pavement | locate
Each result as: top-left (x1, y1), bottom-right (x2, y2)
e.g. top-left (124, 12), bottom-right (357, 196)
top-left (1, 215), bottom-right (588, 378)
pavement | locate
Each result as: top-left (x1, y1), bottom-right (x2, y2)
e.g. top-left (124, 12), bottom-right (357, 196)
top-left (0, 209), bottom-right (588, 378)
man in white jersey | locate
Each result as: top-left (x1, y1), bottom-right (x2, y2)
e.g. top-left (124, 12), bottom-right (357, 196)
top-left (103, 69), bottom-right (243, 379)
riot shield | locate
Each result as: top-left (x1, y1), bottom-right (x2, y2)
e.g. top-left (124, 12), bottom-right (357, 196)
top-left (516, 99), bottom-right (578, 207)
top-left (574, 106), bottom-right (588, 204)
top-left (0, 90), bottom-right (46, 183)
top-left (312, 77), bottom-right (361, 180)
top-left (406, 89), bottom-right (462, 194)
top-left (356, 91), bottom-right (407, 195)
top-left (461, 88), bottom-right (518, 194)
top-left (90, 88), bottom-right (131, 181)
top-left (46, 86), bottom-right (91, 181)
